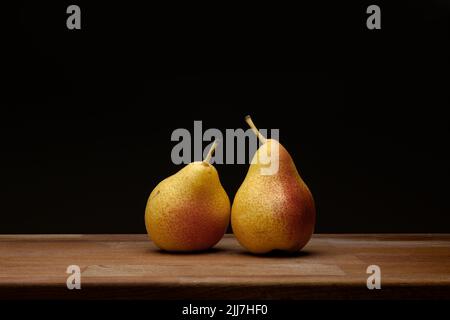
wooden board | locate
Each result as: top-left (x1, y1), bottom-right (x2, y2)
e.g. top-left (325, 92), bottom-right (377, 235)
top-left (0, 234), bottom-right (449, 299)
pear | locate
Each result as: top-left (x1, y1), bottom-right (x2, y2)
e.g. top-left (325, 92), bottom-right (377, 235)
top-left (145, 141), bottom-right (230, 252)
top-left (231, 116), bottom-right (316, 254)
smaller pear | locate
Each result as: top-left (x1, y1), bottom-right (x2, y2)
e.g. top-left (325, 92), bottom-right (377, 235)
top-left (145, 141), bottom-right (230, 252)
top-left (231, 116), bottom-right (316, 254)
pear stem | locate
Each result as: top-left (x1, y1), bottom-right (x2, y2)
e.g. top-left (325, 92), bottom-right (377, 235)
top-left (245, 115), bottom-right (267, 144)
top-left (203, 140), bottom-right (218, 164)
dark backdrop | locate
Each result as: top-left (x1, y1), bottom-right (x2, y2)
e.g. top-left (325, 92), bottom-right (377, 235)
top-left (1, 1), bottom-right (449, 233)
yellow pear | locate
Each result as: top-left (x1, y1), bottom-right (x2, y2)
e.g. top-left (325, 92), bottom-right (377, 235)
top-left (145, 141), bottom-right (230, 251)
top-left (231, 116), bottom-right (316, 254)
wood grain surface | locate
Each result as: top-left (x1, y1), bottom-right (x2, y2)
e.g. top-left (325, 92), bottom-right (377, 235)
top-left (0, 234), bottom-right (449, 299)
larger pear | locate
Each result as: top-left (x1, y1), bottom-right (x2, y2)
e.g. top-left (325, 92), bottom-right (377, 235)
top-left (231, 116), bottom-right (316, 254)
top-left (145, 141), bottom-right (230, 252)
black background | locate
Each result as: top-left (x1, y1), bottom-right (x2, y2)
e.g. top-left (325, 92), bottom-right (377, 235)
top-left (1, 1), bottom-right (449, 233)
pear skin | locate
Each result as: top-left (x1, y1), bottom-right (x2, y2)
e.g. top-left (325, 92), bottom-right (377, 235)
top-left (231, 119), bottom-right (316, 254)
top-left (145, 143), bottom-right (230, 252)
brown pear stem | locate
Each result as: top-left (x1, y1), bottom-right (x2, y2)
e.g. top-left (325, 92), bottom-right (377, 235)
top-left (203, 140), bottom-right (218, 164)
top-left (245, 115), bottom-right (267, 144)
